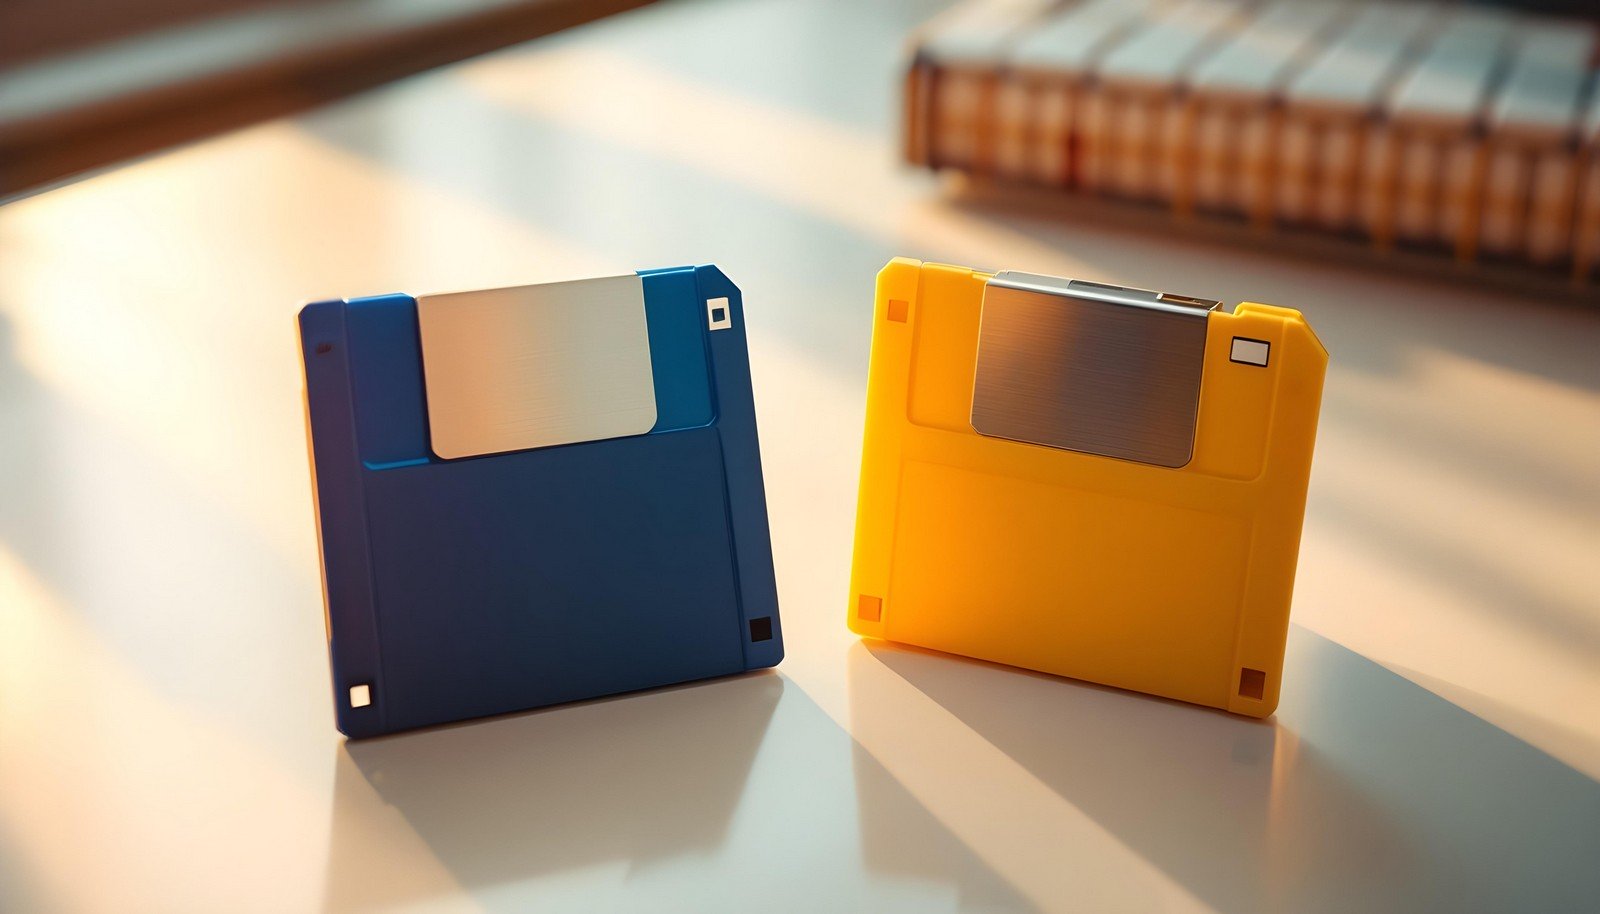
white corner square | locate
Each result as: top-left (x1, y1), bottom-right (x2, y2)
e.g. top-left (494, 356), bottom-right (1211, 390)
top-left (1230, 337), bottom-right (1270, 367)
top-left (349, 684), bottom-right (372, 709)
top-left (706, 296), bottom-right (732, 331)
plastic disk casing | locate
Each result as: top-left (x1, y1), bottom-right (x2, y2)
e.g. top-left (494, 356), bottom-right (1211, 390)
top-left (848, 258), bottom-right (1326, 716)
top-left (300, 265), bottom-right (782, 737)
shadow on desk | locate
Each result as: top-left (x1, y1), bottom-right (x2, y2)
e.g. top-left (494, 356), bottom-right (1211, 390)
top-left (324, 671), bottom-right (783, 909)
top-left (851, 631), bottom-right (1600, 914)
top-left (324, 670), bottom-right (1035, 912)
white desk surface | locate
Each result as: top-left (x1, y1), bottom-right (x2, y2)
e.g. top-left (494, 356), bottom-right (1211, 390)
top-left (2, 1), bottom-right (1597, 911)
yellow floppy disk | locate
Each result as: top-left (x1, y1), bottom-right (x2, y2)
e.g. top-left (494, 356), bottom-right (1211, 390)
top-left (848, 258), bottom-right (1327, 716)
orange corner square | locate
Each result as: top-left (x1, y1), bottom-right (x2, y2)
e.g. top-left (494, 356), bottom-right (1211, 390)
top-left (857, 594), bottom-right (883, 622)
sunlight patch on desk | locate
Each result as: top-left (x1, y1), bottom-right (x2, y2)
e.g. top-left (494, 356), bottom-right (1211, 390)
top-left (452, 47), bottom-right (1105, 280)
top-left (0, 550), bottom-right (332, 913)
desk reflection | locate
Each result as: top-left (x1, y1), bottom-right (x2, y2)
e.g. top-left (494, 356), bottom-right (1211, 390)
top-left (324, 668), bottom-right (1033, 912)
top-left (850, 629), bottom-right (1600, 913)
top-left (324, 671), bottom-right (782, 910)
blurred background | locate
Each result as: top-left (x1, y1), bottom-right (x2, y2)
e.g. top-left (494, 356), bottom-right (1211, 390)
top-left (0, 0), bottom-right (653, 195)
top-left (1, 1), bottom-right (1597, 912)
top-left (4, 0), bottom-right (1599, 289)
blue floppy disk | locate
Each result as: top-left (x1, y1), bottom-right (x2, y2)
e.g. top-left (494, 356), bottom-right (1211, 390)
top-left (299, 266), bottom-right (782, 737)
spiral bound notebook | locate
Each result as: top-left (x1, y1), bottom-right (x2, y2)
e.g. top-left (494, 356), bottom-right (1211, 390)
top-left (904, 0), bottom-right (1600, 281)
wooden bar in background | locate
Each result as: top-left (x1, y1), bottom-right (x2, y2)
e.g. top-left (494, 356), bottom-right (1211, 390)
top-left (0, 0), bottom-right (654, 198)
